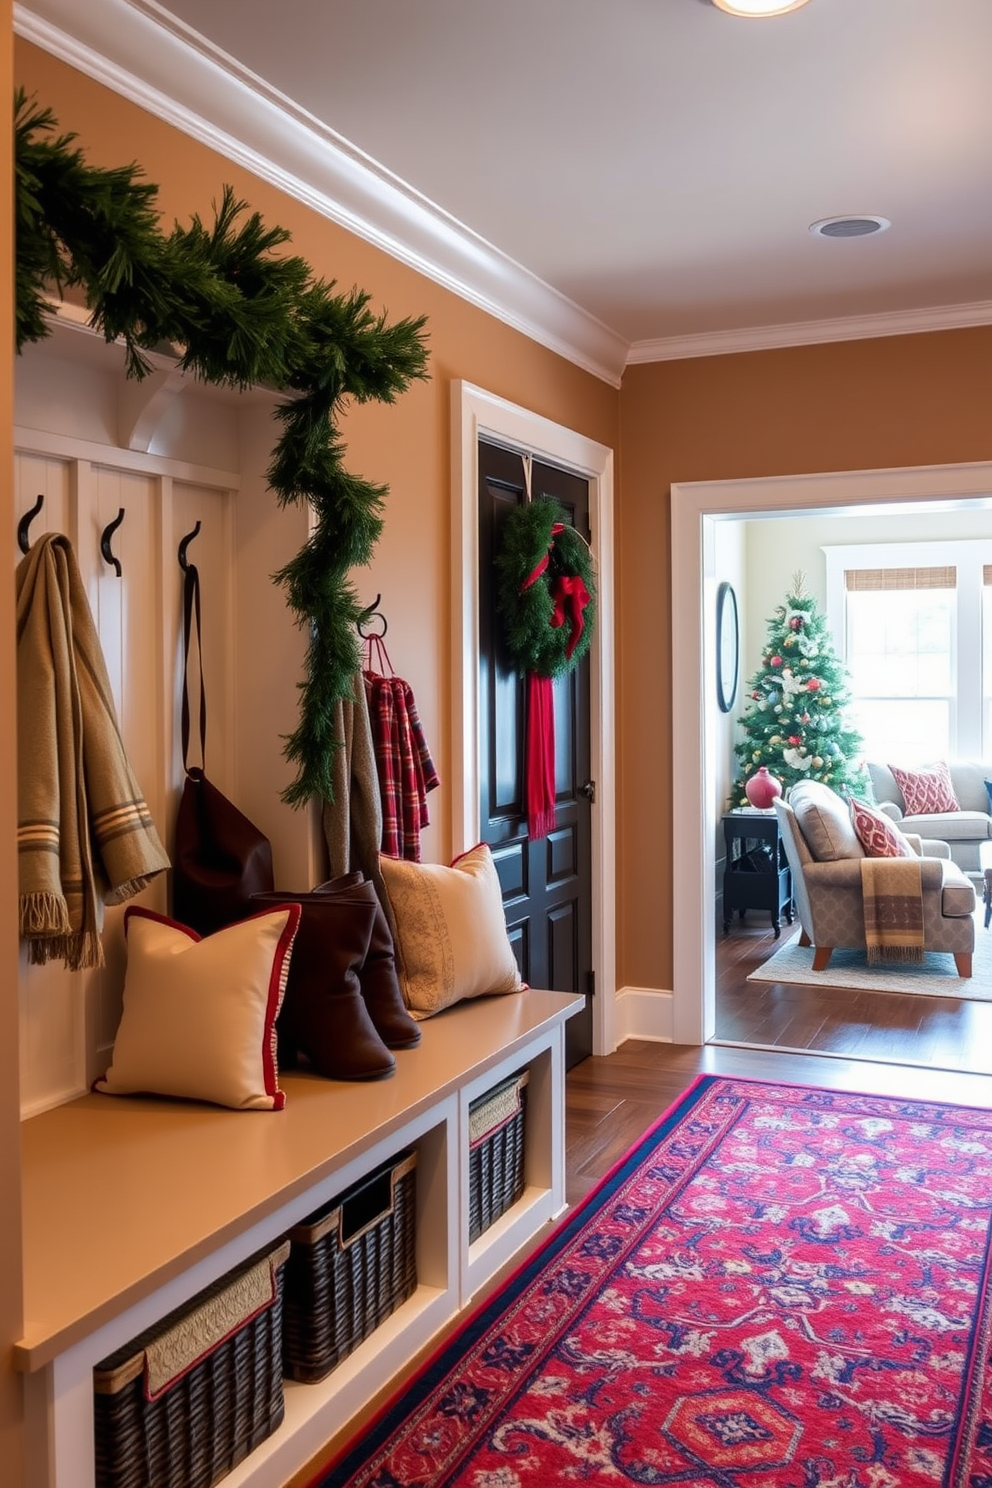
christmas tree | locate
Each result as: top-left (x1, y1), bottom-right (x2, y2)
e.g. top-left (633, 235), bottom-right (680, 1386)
top-left (731, 573), bottom-right (868, 805)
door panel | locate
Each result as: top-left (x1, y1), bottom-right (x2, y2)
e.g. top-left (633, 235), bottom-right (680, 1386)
top-left (478, 440), bottom-right (593, 1067)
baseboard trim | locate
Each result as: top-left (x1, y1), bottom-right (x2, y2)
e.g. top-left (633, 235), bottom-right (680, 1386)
top-left (615, 986), bottom-right (674, 1045)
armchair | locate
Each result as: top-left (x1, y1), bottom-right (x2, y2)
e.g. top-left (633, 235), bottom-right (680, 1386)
top-left (774, 781), bottom-right (975, 978)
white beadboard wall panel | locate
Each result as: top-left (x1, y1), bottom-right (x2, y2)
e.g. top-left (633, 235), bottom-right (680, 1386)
top-left (14, 430), bottom-right (242, 1115)
top-left (13, 313), bottom-right (323, 1116)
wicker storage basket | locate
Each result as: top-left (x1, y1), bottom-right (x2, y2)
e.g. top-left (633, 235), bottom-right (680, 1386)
top-left (94, 1240), bottom-right (291, 1488)
top-left (282, 1148), bottom-right (417, 1384)
top-left (468, 1068), bottom-right (529, 1243)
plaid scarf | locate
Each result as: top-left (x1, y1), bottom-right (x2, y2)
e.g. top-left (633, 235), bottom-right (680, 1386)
top-left (16, 535), bottom-right (170, 969)
top-left (860, 856), bottom-right (925, 964)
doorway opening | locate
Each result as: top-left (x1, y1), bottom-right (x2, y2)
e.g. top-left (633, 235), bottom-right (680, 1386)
top-left (671, 460), bottom-right (992, 1060)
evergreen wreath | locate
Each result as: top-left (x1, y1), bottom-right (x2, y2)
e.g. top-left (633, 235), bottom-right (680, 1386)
top-left (495, 497), bottom-right (596, 678)
top-left (14, 90), bottom-right (430, 806)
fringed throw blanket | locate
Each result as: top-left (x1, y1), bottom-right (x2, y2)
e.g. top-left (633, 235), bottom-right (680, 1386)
top-left (860, 855), bottom-right (925, 964)
top-left (16, 534), bottom-right (170, 969)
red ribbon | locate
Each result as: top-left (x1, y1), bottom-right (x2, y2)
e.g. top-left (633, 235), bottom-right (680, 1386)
top-left (520, 523), bottom-right (565, 592)
top-left (550, 574), bottom-right (590, 659)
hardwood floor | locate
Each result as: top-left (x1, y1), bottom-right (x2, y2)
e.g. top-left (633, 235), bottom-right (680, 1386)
top-left (566, 913), bottom-right (992, 1206)
top-left (714, 912), bottom-right (992, 1072)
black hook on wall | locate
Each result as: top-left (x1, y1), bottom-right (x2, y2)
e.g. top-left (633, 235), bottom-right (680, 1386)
top-left (177, 520), bottom-right (201, 572)
top-left (100, 508), bottom-right (125, 577)
top-left (17, 493), bottom-right (44, 555)
top-left (357, 594), bottom-right (388, 638)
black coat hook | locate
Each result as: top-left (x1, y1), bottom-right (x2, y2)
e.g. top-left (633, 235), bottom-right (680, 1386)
top-left (17, 493), bottom-right (44, 555)
top-left (357, 594), bottom-right (388, 638)
top-left (178, 520), bottom-right (201, 572)
top-left (100, 508), bottom-right (125, 577)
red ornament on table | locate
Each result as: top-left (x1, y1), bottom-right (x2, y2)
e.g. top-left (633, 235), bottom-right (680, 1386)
top-left (744, 766), bottom-right (783, 809)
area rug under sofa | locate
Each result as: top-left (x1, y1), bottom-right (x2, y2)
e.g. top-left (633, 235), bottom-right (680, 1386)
top-left (311, 1074), bottom-right (992, 1488)
top-left (748, 913), bottom-right (992, 999)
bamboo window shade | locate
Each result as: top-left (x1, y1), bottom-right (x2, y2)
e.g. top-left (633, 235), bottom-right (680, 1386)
top-left (844, 567), bottom-right (957, 591)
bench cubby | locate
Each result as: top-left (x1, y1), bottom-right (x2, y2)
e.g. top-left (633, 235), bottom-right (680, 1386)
top-left (18, 988), bottom-right (580, 1488)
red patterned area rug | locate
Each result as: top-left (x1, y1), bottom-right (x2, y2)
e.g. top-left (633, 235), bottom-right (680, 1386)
top-left (315, 1076), bottom-right (992, 1488)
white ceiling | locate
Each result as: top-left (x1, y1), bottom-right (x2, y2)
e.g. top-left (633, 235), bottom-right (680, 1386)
top-left (17, 0), bottom-right (992, 380)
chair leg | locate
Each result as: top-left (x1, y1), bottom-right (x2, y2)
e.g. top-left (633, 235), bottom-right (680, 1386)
top-left (954, 952), bottom-right (972, 978)
top-left (798, 929), bottom-right (811, 948)
top-left (811, 946), bottom-right (833, 971)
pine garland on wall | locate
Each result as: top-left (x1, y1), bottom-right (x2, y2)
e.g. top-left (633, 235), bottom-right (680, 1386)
top-left (14, 90), bottom-right (430, 805)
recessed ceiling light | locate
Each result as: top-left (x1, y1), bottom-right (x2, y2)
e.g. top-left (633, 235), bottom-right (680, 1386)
top-left (809, 215), bottom-right (891, 239)
top-left (711, 0), bottom-right (812, 15)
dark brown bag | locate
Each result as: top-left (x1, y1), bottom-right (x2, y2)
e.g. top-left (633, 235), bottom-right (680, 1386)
top-left (172, 561), bottom-right (274, 936)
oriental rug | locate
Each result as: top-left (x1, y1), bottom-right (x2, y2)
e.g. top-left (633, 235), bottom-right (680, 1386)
top-left (314, 1075), bottom-right (992, 1488)
top-left (747, 912), bottom-right (992, 1000)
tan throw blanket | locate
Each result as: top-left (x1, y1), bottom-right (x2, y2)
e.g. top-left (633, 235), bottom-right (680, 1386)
top-left (860, 856), bottom-right (925, 964)
top-left (16, 534), bottom-right (170, 970)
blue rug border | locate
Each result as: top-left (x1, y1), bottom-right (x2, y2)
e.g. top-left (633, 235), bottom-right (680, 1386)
top-left (315, 1072), bottom-right (719, 1487)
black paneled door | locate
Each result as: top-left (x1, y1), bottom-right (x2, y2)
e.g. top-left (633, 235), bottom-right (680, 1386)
top-left (478, 439), bottom-right (594, 1068)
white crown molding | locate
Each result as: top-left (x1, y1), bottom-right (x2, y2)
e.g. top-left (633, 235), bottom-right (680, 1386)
top-left (15, 0), bottom-right (629, 388)
top-left (626, 299), bottom-right (992, 365)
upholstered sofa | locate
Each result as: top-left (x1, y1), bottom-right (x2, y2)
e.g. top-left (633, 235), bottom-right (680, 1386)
top-left (775, 780), bottom-right (976, 977)
top-left (867, 761), bottom-right (992, 875)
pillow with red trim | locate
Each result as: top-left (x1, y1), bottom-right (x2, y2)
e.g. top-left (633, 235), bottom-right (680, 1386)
top-left (379, 843), bottom-right (524, 1018)
top-left (94, 905), bottom-right (300, 1110)
top-left (888, 761), bottom-right (959, 816)
top-left (849, 799), bottom-right (916, 860)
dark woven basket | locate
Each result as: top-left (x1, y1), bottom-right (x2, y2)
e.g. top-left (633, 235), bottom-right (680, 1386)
top-left (94, 1241), bottom-right (290, 1488)
top-left (282, 1148), bottom-right (417, 1384)
top-left (468, 1069), bottom-right (528, 1244)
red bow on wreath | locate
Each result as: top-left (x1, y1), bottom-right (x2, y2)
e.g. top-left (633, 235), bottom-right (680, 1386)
top-left (496, 500), bottom-right (597, 841)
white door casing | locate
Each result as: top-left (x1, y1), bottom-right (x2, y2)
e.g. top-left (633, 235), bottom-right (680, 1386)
top-left (451, 381), bottom-right (617, 1056)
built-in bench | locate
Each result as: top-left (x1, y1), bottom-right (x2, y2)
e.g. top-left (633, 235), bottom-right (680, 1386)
top-left (18, 988), bottom-right (581, 1488)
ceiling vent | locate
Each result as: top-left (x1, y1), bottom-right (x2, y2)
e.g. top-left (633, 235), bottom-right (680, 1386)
top-left (809, 215), bottom-right (891, 239)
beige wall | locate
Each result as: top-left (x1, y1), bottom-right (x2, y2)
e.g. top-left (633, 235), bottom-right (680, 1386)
top-left (3, 5), bottom-right (26, 1482)
top-left (619, 328), bottom-right (992, 995)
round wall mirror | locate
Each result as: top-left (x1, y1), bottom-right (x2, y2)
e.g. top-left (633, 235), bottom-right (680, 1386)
top-left (716, 581), bottom-right (739, 713)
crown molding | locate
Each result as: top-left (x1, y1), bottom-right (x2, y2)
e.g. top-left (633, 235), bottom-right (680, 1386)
top-left (15, 0), bottom-right (629, 388)
top-left (626, 299), bottom-right (992, 365)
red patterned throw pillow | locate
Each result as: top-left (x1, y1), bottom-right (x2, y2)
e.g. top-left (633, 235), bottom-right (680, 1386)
top-left (849, 798), bottom-right (916, 859)
top-left (888, 761), bottom-right (959, 816)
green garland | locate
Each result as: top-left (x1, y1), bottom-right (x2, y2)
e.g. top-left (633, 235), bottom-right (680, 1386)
top-left (494, 497), bottom-right (596, 679)
top-left (14, 90), bottom-right (430, 806)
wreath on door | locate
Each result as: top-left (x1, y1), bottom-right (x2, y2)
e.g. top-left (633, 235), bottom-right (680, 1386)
top-left (494, 497), bottom-right (596, 678)
top-left (494, 496), bottom-right (596, 840)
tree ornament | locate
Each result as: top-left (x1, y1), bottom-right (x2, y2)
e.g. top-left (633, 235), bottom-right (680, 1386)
top-left (770, 655), bottom-right (783, 667)
top-left (13, 90), bottom-right (430, 807)
top-left (806, 677), bottom-right (822, 691)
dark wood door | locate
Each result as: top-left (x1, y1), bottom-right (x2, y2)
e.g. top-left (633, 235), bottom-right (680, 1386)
top-left (478, 439), bottom-right (594, 1068)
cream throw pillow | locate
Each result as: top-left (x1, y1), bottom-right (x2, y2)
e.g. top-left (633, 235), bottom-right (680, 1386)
top-left (95, 905), bottom-right (300, 1111)
top-left (379, 843), bottom-right (524, 1018)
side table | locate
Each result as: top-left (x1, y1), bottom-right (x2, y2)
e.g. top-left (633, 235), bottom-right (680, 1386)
top-left (722, 808), bottom-right (793, 938)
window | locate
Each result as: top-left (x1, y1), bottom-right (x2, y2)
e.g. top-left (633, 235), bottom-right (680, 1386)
top-left (825, 541), bottom-right (992, 765)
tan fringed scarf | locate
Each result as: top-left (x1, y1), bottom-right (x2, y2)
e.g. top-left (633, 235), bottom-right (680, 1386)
top-left (860, 856), bottom-right (925, 964)
top-left (16, 534), bottom-right (170, 970)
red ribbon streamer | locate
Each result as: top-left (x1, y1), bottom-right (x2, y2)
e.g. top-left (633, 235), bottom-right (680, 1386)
top-left (550, 574), bottom-right (590, 659)
top-left (526, 672), bottom-right (556, 841)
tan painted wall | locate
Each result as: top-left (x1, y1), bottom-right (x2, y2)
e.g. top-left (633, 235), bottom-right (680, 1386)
top-left (14, 38), bottom-right (619, 872)
top-left (2, 5), bottom-right (26, 1481)
top-left (619, 328), bottom-right (992, 995)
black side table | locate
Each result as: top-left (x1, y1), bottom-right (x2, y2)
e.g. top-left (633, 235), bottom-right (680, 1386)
top-left (722, 809), bottom-right (793, 938)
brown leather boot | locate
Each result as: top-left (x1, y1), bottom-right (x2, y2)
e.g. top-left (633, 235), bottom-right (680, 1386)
top-left (313, 875), bottom-right (421, 1049)
top-left (252, 889), bottom-right (395, 1080)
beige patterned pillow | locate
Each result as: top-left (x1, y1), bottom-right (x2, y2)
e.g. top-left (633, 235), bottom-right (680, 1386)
top-left (379, 844), bottom-right (524, 1019)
